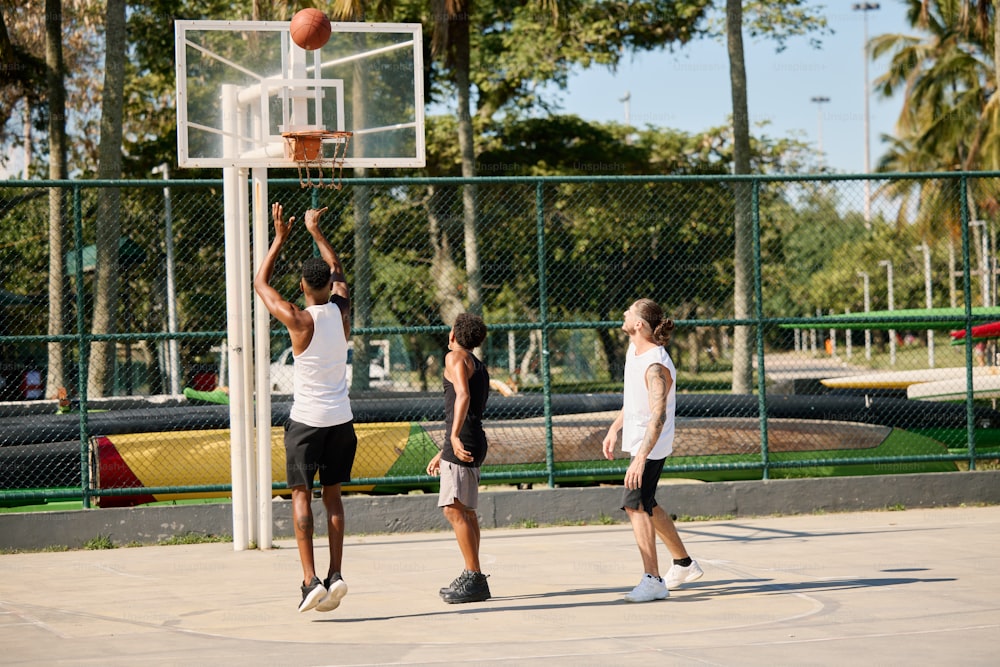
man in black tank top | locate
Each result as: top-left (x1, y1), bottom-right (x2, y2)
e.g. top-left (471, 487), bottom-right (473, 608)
top-left (426, 313), bottom-right (491, 603)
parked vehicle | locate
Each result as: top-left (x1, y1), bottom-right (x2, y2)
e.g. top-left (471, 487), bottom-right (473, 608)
top-left (269, 341), bottom-right (389, 394)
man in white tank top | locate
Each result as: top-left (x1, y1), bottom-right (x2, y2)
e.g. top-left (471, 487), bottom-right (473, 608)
top-left (601, 298), bottom-right (704, 603)
top-left (255, 203), bottom-right (357, 613)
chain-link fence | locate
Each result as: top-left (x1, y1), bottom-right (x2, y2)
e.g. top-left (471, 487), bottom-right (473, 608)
top-left (1, 173), bottom-right (998, 508)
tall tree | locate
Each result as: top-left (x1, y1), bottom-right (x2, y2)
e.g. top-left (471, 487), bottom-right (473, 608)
top-left (716, 0), bottom-right (827, 393)
top-left (872, 0), bottom-right (999, 173)
top-left (432, 0), bottom-right (482, 316)
top-left (726, 0), bottom-right (753, 394)
top-left (871, 0), bottom-right (999, 299)
top-left (330, 0), bottom-right (396, 391)
top-left (44, 0), bottom-right (68, 399)
top-left (87, 0), bottom-right (126, 397)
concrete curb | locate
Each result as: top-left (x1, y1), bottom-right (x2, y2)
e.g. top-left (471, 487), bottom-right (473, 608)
top-left (3, 470), bottom-right (999, 551)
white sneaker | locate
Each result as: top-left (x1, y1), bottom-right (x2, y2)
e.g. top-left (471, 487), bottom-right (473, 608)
top-left (316, 573), bottom-right (348, 612)
top-left (623, 573), bottom-right (669, 602)
top-left (663, 560), bottom-right (704, 590)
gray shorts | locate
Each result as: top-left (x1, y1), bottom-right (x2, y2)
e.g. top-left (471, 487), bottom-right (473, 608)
top-left (437, 460), bottom-right (481, 509)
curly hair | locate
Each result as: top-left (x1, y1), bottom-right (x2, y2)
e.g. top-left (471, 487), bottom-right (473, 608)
top-left (633, 298), bottom-right (675, 347)
top-left (453, 313), bottom-right (487, 349)
top-left (301, 257), bottom-right (332, 290)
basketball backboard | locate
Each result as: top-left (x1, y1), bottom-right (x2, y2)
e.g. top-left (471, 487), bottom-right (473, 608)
top-left (175, 20), bottom-right (425, 169)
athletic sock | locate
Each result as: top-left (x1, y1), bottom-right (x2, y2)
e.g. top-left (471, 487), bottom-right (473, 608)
top-left (673, 557), bottom-right (692, 567)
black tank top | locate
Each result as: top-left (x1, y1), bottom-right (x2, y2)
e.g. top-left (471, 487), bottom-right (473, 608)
top-left (442, 353), bottom-right (490, 467)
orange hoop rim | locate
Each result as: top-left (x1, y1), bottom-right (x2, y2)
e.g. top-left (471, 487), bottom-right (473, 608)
top-left (281, 129), bottom-right (353, 141)
top-left (281, 129), bottom-right (353, 190)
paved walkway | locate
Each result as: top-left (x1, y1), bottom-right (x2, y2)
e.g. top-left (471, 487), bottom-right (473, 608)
top-left (2, 505), bottom-right (998, 666)
top-left (758, 349), bottom-right (869, 383)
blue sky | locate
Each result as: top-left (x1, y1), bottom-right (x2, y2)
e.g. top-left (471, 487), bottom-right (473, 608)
top-left (553, 1), bottom-right (912, 174)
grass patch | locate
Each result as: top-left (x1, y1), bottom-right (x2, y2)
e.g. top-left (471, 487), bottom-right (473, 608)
top-left (554, 519), bottom-right (588, 526)
top-left (675, 513), bottom-right (737, 522)
top-left (83, 534), bottom-right (116, 550)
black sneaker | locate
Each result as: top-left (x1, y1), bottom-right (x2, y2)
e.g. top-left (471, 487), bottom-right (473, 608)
top-left (439, 570), bottom-right (473, 597)
top-left (441, 571), bottom-right (490, 604)
top-left (316, 572), bottom-right (348, 612)
top-left (298, 576), bottom-right (327, 613)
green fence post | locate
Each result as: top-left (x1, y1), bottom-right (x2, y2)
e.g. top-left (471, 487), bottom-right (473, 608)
top-left (72, 184), bottom-right (91, 508)
top-left (752, 178), bottom-right (769, 479)
top-left (959, 175), bottom-right (976, 470)
top-left (535, 181), bottom-right (555, 488)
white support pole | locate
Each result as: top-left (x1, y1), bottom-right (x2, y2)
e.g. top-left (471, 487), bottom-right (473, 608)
top-left (223, 84), bottom-right (249, 551)
top-left (845, 308), bottom-right (852, 359)
top-left (252, 170), bottom-right (274, 549)
top-left (858, 271), bottom-right (872, 361)
top-left (238, 169), bottom-right (258, 547)
top-left (880, 259), bottom-right (896, 366)
top-left (829, 309), bottom-right (836, 357)
top-left (916, 243), bottom-right (935, 368)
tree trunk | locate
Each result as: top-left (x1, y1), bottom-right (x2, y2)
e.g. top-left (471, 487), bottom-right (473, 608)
top-left (598, 328), bottom-right (624, 382)
top-left (351, 31), bottom-right (373, 393)
top-left (727, 0), bottom-right (754, 395)
top-left (687, 328), bottom-right (701, 374)
top-left (88, 0), bottom-right (127, 397)
top-left (452, 5), bottom-right (481, 315)
top-left (45, 0), bottom-right (67, 400)
top-left (518, 329), bottom-right (540, 380)
top-left (427, 185), bottom-right (465, 326)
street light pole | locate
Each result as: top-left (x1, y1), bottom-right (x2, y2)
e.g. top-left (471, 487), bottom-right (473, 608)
top-left (152, 162), bottom-right (181, 395)
top-left (915, 242), bottom-right (934, 367)
top-left (857, 270), bottom-right (872, 360)
top-left (810, 96), bottom-right (830, 168)
top-left (853, 2), bottom-right (879, 229)
top-left (879, 259), bottom-right (896, 366)
top-left (619, 91), bottom-right (631, 145)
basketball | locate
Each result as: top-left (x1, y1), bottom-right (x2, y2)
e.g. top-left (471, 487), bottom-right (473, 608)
top-left (290, 8), bottom-right (332, 51)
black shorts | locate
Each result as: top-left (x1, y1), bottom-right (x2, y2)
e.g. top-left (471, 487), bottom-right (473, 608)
top-left (621, 456), bottom-right (667, 516)
top-left (283, 419), bottom-right (358, 489)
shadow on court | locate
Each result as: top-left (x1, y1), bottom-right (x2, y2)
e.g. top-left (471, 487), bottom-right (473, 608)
top-left (0, 505), bottom-right (996, 666)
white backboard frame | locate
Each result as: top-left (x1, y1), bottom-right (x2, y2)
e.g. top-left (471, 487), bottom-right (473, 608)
top-left (175, 20), bottom-right (425, 169)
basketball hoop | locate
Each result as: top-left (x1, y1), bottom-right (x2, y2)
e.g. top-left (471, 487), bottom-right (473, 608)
top-left (281, 129), bottom-right (353, 190)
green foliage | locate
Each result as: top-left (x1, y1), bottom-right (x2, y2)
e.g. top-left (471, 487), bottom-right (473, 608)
top-left (83, 534), bottom-right (116, 550)
top-left (870, 0), bottom-right (1000, 236)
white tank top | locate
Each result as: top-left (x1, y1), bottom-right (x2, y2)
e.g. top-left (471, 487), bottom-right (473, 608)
top-left (621, 341), bottom-right (676, 460)
top-left (289, 302), bottom-right (353, 427)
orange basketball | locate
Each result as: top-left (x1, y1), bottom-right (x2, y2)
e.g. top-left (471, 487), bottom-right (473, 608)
top-left (290, 8), bottom-right (332, 51)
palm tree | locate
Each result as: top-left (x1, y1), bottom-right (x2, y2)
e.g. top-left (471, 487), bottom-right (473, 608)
top-left (872, 1), bottom-right (1000, 173)
top-left (871, 1), bottom-right (1000, 308)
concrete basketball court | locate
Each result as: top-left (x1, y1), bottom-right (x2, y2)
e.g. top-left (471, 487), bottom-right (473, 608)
top-left (2, 504), bottom-right (997, 665)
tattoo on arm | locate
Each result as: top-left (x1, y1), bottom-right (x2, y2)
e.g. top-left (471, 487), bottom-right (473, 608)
top-left (638, 364), bottom-right (669, 455)
top-left (646, 364), bottom-right (668, 409)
